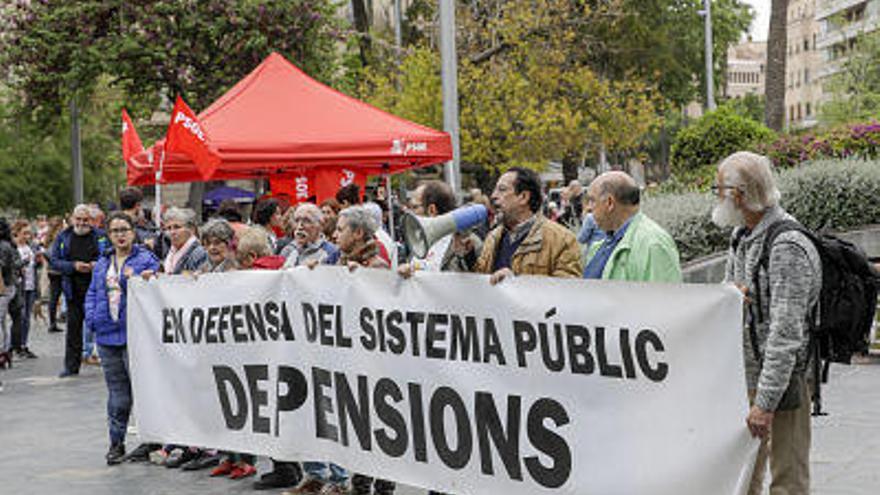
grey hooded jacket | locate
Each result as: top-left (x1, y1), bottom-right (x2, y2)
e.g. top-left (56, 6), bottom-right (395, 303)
top-left (724, 205), bottom-right (822, 412)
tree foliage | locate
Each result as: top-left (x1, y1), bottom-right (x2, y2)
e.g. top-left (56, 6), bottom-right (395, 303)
top-left (360, 0), bottom-right (662, 177)
top-left (578, 0), bottom-right (753, 108)
top-left (0, 81), bottom-right (124, 216)
top-left (820, 30), bottom-right (880, 127)
top-left (1, 0), bottom-right (345, 116)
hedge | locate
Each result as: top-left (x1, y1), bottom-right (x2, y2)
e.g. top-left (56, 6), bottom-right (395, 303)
top-left (643, 159), bottom-right (880, 262)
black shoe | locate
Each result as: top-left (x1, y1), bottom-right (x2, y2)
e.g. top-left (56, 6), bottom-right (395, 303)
top-left (48, 326), bottom-right (63, 333)
top-left (252, 467), bottom-right (303, 490)
top-left (165, 448), bottom-right (200, 468)
top-left (106, 443), bottom-right (126, 465)
top-left (181, 452), bottom-right (221, 471)
top-left (58, 370), bottom-right (79, 378)
top-left (122, 442), bottom-right (161, 463)
top-left (22, 348), bottom-right (37, 359)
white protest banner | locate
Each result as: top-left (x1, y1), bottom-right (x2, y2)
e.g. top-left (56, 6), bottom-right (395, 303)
top-left (128, 268), bottom-right (757, 495)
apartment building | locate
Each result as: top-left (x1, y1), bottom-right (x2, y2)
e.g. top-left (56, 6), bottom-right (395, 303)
top-left (816, 1), bottom-right (880, 96)
top-left (724, 40), bottom-right (767, 99)
top-left (787, 0), bottom-right (824, 129)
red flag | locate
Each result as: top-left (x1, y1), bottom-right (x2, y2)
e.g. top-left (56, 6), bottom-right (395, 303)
top-left (164, 95), bottom-right (220, 179)
top-left (121, 109), bottom-right (144, 162)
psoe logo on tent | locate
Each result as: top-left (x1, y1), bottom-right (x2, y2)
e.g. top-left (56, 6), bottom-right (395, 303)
top-left (173, 112), bottom-right (208, 142)
top-left (339, 169), bottom-right (355, 187)
top-left (390, 139), bottom-right (428, 155)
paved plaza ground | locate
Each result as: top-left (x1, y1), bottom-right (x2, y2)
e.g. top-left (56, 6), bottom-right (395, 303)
top-left (1, 317), bottom-right (879, 494)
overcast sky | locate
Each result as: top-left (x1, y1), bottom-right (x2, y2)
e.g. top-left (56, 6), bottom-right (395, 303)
top-left (744, 0), bottom-right (771, 41)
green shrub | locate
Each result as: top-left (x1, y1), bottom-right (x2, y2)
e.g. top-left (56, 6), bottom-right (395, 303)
top-left (779, 159), bottom-right (880, 231)
top-left (642, 192), bottom-right (729, 262)
top-left (670, 106), bottom-right (776, 180)
top-left (645, 159), bottom-right (880, 262)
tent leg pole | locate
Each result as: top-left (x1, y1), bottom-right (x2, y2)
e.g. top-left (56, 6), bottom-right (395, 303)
top-left (385, 173), bottom-right (397, 271)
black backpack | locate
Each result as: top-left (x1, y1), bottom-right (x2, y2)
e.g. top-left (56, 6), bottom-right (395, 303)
top-left (749, 220), bottom-right (879, 415)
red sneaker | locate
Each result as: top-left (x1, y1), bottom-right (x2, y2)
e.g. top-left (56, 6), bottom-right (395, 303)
top-left (229, 463), bottom-right (257, 479)
top-left (210, 459), bottom-right (235, 477)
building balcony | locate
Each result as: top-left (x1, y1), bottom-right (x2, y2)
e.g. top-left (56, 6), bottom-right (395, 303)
top-left (817, 17), bottom-right (880, 50)
top-left (817, 0), bottom-right (870, 21)
top-left (818, 58), bottom-right (844, 79)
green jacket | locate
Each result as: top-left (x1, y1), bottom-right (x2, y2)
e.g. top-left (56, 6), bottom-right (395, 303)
top-left (586, 212), bottom-right (682, 283)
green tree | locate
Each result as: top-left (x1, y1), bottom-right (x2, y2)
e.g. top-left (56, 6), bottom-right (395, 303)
top-left (820, 30), bottom-right (880, 126)
top-left (1, 0), bottom-right (345, 114)
top-left (0, 81), bottom-right (125, 215)
top-left (720, 93), bottom-right (766, 123)
top-left (360, 1), bottom-right (661, 183)
top-left (579, 0), bottom-right (753, 108)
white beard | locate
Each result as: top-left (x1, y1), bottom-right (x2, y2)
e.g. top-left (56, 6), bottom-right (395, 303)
top-left (73, 225), bottom-right (92, 236)
top-left (711, 196), bottom-right (746, 228)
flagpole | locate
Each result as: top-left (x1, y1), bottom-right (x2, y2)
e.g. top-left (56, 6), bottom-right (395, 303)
top-left (154, 148), bottom-right (165, 232)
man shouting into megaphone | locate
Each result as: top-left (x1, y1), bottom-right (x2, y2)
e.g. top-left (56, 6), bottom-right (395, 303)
top-left (398, 180), bottom-right (483, 278)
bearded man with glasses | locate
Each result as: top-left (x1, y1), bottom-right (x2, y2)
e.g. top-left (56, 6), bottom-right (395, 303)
top-left (50, 204), bottom-right (109, 377)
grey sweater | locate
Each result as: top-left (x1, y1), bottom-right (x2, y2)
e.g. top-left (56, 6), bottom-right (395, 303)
top-left (724, 206), bottom-right (822, 412)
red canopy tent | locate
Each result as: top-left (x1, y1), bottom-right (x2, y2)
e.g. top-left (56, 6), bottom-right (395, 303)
top-left (127, 52), bottom-right (452, 200)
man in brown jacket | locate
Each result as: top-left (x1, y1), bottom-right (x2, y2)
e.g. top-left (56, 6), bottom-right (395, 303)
top-left (473, 167), bottom-right (581, 283)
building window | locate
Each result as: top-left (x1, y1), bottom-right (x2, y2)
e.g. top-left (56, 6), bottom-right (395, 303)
top-left (805, 68), bottom-right (810, 84)
top-left (804, 38), bottom-right (809, 51)
top-left (797, 104), bottom-right (802, 121)
top-left (806, 102), bottom-right (812, 117)
top-left (813, 33), bottom-right (817, 50)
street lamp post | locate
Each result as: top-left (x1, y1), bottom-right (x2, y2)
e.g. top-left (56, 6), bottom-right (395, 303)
top-left (70, 98), bottom-right (84, 206)
top-left (439, 0), bottom-right (461, 197)
top-left (699, 0), bottom-right (716, 111)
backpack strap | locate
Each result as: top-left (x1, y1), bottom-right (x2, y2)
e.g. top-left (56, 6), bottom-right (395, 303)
top-left (731, 227), bottom-right (748, 253)
top-left (748, 219), bottom-right (818, 376)
top-left (747, 219), bottom-right (806, 363)
top-left (751, 220), bottom-right (806, 323)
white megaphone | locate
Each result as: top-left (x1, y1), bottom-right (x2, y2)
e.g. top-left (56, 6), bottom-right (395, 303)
top-left (403, 204), bottom-right (488, 258)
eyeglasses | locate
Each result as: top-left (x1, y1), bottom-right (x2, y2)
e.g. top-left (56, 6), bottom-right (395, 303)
top-left (109, 227), bottom-right (133, 235)
top-left (710, 184), bottom-right (738, 197)
top-left (293, 217), bottom-right (315, 225)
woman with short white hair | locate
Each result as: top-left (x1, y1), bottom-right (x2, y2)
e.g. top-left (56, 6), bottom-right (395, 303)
top-left (162, 208), bottom-right (207, 274)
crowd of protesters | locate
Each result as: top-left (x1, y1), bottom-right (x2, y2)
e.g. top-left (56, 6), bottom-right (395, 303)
top-left (0, 151), bottom-right (824, 495)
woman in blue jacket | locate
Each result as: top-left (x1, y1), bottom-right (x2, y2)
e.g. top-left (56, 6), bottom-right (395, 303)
top-left (85, 212), bottom-right (159, 465)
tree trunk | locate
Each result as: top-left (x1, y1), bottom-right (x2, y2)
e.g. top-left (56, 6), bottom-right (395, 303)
top-left (764, 0), bottom-right (788, 131)
top-left (562, 151), bottom-right (579, 185)
top-left (351, 0), bottom-right (373, 67)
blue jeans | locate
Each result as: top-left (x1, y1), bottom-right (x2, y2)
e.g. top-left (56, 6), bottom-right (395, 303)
top-left (303, 462), bottom-right (348, 484)
top-left (83, 321), bottom-right (96, 359)
top-left (97, 345), bottom-right (132, 446)
top-left (19, 289), bottom-right (36, 348)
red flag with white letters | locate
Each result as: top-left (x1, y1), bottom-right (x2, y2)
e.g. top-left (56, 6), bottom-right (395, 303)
top-left (121, 109), bottom-right (144, 163)
top-left (164, 95), bottom-right (220, 179)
